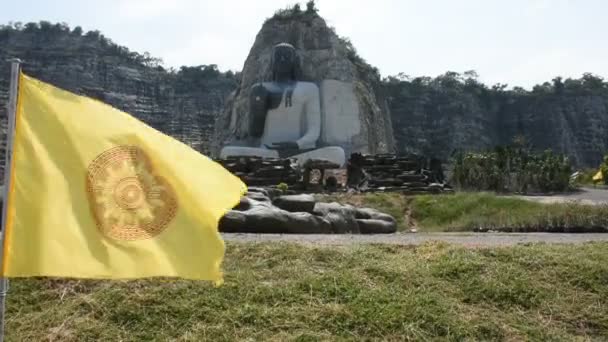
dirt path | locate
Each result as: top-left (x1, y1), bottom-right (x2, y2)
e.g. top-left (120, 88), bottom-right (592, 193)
top-left (223, 232), bottom-right (608, 246)
top-left (513, 187), bottom-right (608, 205)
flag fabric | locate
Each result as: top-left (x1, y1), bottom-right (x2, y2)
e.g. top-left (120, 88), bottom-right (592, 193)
top-left (593, 170), bottom-right (603, 182)
top-left (2, 73), bottom-right (246, 283)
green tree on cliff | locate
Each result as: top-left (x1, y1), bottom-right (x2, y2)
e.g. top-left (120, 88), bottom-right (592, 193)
top-left (306, 0), bottom-right (318, 13)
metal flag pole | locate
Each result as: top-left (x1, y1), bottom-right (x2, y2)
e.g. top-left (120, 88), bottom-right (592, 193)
top-left (0, 58), bottom-right (22, 342)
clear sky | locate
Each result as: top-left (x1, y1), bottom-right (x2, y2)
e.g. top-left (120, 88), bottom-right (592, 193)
top-left (2, 0), bottom-right (606, 88)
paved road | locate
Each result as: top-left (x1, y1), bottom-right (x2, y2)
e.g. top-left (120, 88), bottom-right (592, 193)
top-left (223, 232), bottom-right (608, 247)
top-left (514, 187), bottom-right (608, 205)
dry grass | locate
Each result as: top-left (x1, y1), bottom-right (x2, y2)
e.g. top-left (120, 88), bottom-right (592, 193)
top-left (5, 242), bottom-right (608, 341)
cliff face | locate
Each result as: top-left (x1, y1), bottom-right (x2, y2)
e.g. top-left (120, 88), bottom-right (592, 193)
top-left (2, 20), bottom-right (607, 169)
top-left (386, 74), bottom-right (608, 167)
top-left (0, 23), bottom-right (237, 160)
top-left (212, 10), bottom-right (395, 156)
top-left (502, 93), bottom-right (608, 166)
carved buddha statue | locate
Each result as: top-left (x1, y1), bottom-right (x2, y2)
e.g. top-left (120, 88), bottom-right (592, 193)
top-left (219, 43), bottom-right (346, 167)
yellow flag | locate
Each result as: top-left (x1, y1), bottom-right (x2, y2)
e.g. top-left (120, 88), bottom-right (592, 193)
top-left (593, 170), bottom-right (603, 181)
top-left (2, 73), bottom-right (246, 282)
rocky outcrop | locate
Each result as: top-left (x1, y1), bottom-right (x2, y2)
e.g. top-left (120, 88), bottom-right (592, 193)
top-left (219, 187), bottom-right (397, 234)
top-left (0, 23), bottom-right (237, 180)
top-left (2, 19), bottom-right (608, 170)
top-left (386, 73), bottom-right (608, 167)
top-left (212, 10), bottom-right (395, 157)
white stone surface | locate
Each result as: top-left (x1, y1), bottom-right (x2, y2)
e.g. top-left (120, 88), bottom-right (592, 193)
top-left (220, 79), bottom-right (349, 167)
top-left (219, 146), bottom-right (279, 159)
top-left (219, 146), bottom-right (345, 167)
top-left (291, 146), bottom-right (346, 167)
top-left (260, 82), bottom-right (320, 150)
top-left (320, 80), bottom-right (361, 147)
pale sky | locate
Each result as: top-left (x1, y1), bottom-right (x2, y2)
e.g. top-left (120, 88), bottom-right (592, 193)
top-left (2, 0), bottom-right (607, 89)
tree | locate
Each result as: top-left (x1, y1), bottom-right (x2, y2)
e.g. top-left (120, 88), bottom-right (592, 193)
top-left (306, 0), bottom-right (317, 13)
top-left (142, 51), bottom-right (163, 68)
top-left (85, 30), bottom-right (101, 40)
top-left (491, 83), bottom-right (508, 92)
top-left (23, 22), bottom-right (38, 32)
top-left (552, 76), bottom-right (564, 94)
top-left (39, 21), bottom-right (52, 31)
top-left (53, 22), bottom-right (70, 33)
top-left (581, 73), bottom-right (605, 92)
top-left (72, 26), bottom-right (83, 36)
top-left (463, 70), bottom-right (479, 79)
top-left (395, 72), bottom-right (410, 81)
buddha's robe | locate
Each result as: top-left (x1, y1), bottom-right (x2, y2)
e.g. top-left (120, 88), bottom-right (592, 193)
top-left (220, 81), bottom-right (345, 166)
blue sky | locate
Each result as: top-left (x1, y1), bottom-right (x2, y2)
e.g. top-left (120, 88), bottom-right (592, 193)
top-left (2, 0), bottom-right (606, 88)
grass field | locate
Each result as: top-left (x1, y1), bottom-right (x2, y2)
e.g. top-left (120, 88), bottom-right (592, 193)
top-left (319, 192), bottom-right (608, 232)
top-left (6, 242), bottom-right (608, 341)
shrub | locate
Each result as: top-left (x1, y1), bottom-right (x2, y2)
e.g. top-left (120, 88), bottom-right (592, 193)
top-left (451, 142), bottom-right (572, 194)
top-left (277, 182), bottom-right (289, 192)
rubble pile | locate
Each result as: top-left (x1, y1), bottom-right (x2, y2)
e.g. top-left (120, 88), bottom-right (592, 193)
top-left (215, 156), bottom-right (300, 186)
top-left (347, 153), bottom-right (452, 194)
top-left (215, 153), bottom-right (452, 195)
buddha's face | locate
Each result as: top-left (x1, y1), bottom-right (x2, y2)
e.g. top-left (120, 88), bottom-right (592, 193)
top-left (273, 45), bottom-right (296, 74)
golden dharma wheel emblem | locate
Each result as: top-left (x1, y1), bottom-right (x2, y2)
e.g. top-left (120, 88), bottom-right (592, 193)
top-left (86, 146), bottom-right (178, 241)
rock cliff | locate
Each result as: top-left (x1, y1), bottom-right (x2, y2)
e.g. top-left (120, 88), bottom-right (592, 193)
top-left (212, 8), bottom-right (396, 156)
top-left (386, 72), bottom-right (608, 166)
top-left (0, 22), bottom-right (237, 165)
top-left (2, 17), bottom-right (608, 169)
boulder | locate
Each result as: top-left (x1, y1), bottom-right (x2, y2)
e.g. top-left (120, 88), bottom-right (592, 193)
top-left (247, 187), bottom-right (270, 197)
top-left (219, 188), bottom-right (398, 234)
top-left (234, 206), bottom-right (290, 233)
top-left (233, 197), bottom-right (252, 211)
top-left (218, 210), bottom-right (249, 232)
top-left (355, 207), bottom-right (397, 234)
top-left (219, 203), bottom-right (332, 234)
top-left (285, 212), bottom-right (332, 234)
top-left (357, 219), bottom-right (396, 234)
top-left (245, 191), bottom-right (271, 202)
top-left (313, 202), bottom-right (360, 233)
top-left (355, 207), bottom-right (396, 223)
top-left (273, 194), bottom-right (316, 213)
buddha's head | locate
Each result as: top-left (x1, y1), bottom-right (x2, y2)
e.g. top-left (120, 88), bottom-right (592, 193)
top-left (270, 43), bottom-right (301, 81)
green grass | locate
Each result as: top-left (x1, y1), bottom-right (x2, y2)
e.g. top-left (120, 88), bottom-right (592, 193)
top-left (318, 192), bottom-right (608, 232)
top-left (6, 242), bottom-right (608, 341)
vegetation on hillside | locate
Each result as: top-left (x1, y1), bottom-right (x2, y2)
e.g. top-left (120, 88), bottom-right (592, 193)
top-left (4, 17), bottom-right (608, 165)
top-left (451, 139), bottom-right (573, 193)
top-left (0, 21), bottom-right (163, 68)
top-left (0, 21), bottom-right (240, 84)
top-left (265, 2), bottom-right (382, 82)
top-left (384, 70), bottom-right (608, 166)
top-left (269, 0), bottom-right (319, 21)
top-left (7, 242), bottom-right (608, 340)
top-left (384, 69), bottom-right (608, 100)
